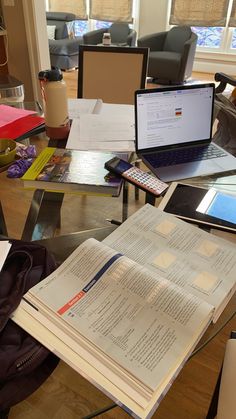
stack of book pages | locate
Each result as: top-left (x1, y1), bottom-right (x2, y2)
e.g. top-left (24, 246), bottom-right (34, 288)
top-left (12, 204), bottom-right (236, 418)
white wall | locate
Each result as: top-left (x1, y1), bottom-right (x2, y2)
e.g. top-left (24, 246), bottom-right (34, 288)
top-left (22, 0), bottom-right (50, 102)
top-left (1, 0), bottom-right (50, 101)
top-left (138, 0), bottom-right (169, 37)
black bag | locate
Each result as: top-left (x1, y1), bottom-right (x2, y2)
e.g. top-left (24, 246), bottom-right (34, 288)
top-left (0, 239), bottom-right (59, 410)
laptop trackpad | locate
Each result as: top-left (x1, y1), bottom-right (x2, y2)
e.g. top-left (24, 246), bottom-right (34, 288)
top-left (154, 159), bottom-right (223, 182)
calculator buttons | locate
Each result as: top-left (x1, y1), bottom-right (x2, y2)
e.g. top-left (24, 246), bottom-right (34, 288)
top-left (123, 167), bottom-right (168, 196)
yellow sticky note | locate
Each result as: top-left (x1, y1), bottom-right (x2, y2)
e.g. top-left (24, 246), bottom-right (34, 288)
top-left (196, 240), bottom-right (219, 257)
top-left (152, 252), bottom-right (176, 269)
top-left (155, 220), bottom-right (176, 236)
top-left (193, 271), bottom-right (218, 292)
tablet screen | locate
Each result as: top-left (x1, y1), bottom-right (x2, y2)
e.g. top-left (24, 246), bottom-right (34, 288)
top-left (197, 189), bottom-right (236, 224)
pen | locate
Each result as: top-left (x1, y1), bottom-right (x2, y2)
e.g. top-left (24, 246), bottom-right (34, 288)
top-left (106, 219), bottom-right (122, 226)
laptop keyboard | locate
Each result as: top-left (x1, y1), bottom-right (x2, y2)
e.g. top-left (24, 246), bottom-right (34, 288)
top-left (145, 144), bottom-right (227, 168)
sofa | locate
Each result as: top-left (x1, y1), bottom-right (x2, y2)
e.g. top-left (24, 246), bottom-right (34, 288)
top-left (46, 12), bottom-right (83, 70)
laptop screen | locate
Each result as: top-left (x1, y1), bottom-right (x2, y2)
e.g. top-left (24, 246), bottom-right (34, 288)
top-left (135, 83), bottom-right (215, 152)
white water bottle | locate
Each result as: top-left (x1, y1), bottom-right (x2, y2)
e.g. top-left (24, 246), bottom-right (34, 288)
top-left (38, 69), bottom-right (70, 140)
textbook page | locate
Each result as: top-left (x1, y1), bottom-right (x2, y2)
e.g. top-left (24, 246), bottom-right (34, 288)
top-left (12, 301), bottom-right (152, 416)
top-left (103, 204), bottom-right (236, 321)
top-left (24, 237), bottom-right (212, 395)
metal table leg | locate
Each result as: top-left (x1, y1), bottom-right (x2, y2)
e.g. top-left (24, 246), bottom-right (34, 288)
top-left (145, 192), bottom-right (156, 206)
top-left (122, 180), bottom-right (129, 222)
top-left (21, 189), bottom-right (63, 241)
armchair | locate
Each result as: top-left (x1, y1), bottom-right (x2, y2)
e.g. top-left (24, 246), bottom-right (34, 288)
top-left (83, 22), bottom-right (136, 46)
top-left (137, 26), bottom-right (197, 84)
top-left (46, 12), bottom-right (83, 70)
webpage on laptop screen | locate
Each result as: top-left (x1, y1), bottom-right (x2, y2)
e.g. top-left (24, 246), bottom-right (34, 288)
top-left (136, 87), bottom-right (213, 150)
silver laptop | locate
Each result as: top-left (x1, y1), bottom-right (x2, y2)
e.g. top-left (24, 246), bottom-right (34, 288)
top-left (135, 83), bottom-right (236, 182)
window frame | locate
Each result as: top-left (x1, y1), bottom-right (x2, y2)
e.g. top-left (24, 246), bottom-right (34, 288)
top-left (167, 0), bottom-right (236, 53)
top-left (50, 0), bottom-right (140, 37)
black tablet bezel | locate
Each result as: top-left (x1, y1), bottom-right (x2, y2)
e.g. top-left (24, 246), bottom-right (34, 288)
top-left (158, 182), bottom-right (236, 234)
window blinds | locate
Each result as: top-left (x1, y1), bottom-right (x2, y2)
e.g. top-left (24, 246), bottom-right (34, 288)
top-left (229, 0), bottom-right (236, 27)
top-left (89, 0), bottom-right (133, 23)
top-left (169, 0), bottom-right (230, 27)
top-left (48, 0), bottom-right (87, 19)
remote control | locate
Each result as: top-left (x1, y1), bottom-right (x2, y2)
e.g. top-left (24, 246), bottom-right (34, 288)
top-left (105, 157), bottom-right (168, 196)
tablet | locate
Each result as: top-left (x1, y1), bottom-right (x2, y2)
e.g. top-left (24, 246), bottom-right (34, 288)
top-left (158, 182), bottom-right (236, 233)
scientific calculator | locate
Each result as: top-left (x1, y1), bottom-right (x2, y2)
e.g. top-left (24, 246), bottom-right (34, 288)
top-left (105, 157), bottom-right (169, 196)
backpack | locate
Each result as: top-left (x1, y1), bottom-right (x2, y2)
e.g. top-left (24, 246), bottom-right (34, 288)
top-left (0, 239), bottom-right (59, 410)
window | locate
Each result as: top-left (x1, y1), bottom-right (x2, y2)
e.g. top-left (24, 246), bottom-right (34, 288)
top-left (191, 26), bottom-right (236, 52)
top-left (74, 20), bottom-right (89, 36)
top-left (170, 0), bottom-right (236, 53)
top-left (48, 0), bottom-right (138, 38)
top-left (232, 29), bottom-right (236, 47)
top-left (191, 27), bottom-right (224, 49)
top-left (74, 19), bottom-right (111, 37)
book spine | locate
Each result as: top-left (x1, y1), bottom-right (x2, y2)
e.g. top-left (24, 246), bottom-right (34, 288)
top-left (21, 147), bottom-right (56, 181)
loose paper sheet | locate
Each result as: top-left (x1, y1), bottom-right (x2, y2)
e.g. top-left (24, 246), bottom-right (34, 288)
top-left (66, 101), bottom-right (135, 152)
top-left (68, 98), bottom-right (103, 119)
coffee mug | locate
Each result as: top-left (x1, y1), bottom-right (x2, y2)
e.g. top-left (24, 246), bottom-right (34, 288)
top-left (0, 139), bottom-right (16, 166)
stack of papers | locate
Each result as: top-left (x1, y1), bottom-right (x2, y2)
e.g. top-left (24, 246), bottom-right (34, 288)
top-left (66, 99), bottom-right (135, 152)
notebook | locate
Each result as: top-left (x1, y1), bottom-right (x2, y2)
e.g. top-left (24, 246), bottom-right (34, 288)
top-left (135, 83), bottom-right (236, 182)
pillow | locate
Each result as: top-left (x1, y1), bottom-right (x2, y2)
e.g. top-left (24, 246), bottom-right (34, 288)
top-left (47, 25), bottom-right (56, 40)
top-left (66, 21), bottom-right (75, 39)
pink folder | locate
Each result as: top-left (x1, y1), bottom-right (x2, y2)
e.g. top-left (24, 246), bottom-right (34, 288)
top-left (0, 115), bottom-right (45, 140)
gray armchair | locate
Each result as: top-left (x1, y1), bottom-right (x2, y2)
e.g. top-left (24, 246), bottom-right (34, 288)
top-left (83, 22), bottom-right (136, 46)
top-left (137, 26), bottom-right (197, 84)
top-left (46, 12), bottom-right (83, 70)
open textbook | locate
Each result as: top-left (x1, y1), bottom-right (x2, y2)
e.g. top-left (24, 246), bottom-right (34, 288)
top-left (12, 205), bottom-right (236, 418)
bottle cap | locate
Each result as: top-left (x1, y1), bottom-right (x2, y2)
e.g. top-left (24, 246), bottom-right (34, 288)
top-left (38, 68), bottom-right (63, 81)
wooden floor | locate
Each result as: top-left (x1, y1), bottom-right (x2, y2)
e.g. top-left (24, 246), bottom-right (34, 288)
top-left (1, 71), bottom-right (236, 419)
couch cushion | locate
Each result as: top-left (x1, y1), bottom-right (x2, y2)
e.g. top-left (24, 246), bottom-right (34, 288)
top-left (108, 23), bottom-right (130, 44)
top-left (164, 26), bottom-right (192, 53)
top-left (52, 21), bottom-right (68, 40)
top-left (49, 38), bottom-right (81, 56)
top-left (46, 11), bottom-right (77, 40)
top-left (148, 51), bottom-right (181, 79)
top-left (46, 11), bottom-right (76, 22)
